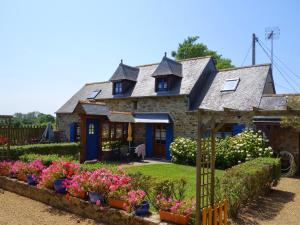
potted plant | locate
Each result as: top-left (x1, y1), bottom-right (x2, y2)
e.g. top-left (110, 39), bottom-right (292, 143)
top-left (0, 161), bottom-right (14, 177)
top-left (66, 171), bottom-right (90, 199)
top-left (26, 160), bottom-right (46, 186)
top-left (127, 190), bottom-right (149, 216)
top-left (157, 195), bottom-right (194, 225)
top-left (108, 187), bottom-right (130, 211)
top-left (107, 171), bottom-right (132, 211)
top-left (12, 161), bottom-right (28, 182)
top-left (38, 161), bottom-right (80, 193)
top-left (87, 168), bottom-right (113, 204)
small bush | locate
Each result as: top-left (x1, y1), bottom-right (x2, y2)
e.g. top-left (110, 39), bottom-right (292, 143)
top-left (1, 142), bottom-right (80, 160)
top-left (129, 172), bottom-right (187, 210)
top-left (215, 157), bottom-right (280, 217)
top-left (170, 130), bottom-right (273, 169)
top-left (170, 137), bottom-right (196, 165)
top-left (216, 130), bottom-right (273, 169)
top-left (20, 153), bottom-right (76, 166)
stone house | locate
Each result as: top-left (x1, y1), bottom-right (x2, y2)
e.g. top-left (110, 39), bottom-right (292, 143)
top-left (56, 55), bottom-right (298, 164)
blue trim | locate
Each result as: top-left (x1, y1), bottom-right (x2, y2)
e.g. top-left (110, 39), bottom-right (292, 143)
top-left (145, 124), bottom-right (153, 157)
top-left (69, 123), bottom-right (76, 142)
top-left (86, 118), bottom-right (99, 160)
top-left (165, 124), bottom-right (173, 160)
top-left (233, 124), bottom-right (246, 135)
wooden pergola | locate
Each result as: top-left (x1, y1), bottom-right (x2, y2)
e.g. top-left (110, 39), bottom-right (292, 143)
top-left (195, 107), bottom-right (300, 225)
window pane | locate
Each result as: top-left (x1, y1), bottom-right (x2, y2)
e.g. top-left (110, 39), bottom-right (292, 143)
top-left (89, 124), bottom-right (94, 135)
top-left (111, 124), bottom-right (115, 138)
top-left (102, 123), bottom-right (109, 139)
top-left (155, 129), bottom-right (160, 140)
top-left (161, 130), bottom-right (166, 140)
top-left (222, 79), bottom-right (239, 91)
top-left (116, 124), bottom-right (123, 139)
top-left (123, 124), bottom-right (128, 137)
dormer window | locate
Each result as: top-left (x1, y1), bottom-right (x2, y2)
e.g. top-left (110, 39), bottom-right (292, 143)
top-left (152, 53), bottom-right (182, 93)
top-left (110, 60), bottom-right (139, 96)
top-left (157, 78), bottom-right (168, 92)
top-left (114, 81), bottom-right (123, 95)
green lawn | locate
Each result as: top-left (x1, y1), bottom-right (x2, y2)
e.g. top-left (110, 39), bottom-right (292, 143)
top-left (124, 163), bottom-right (224, 199)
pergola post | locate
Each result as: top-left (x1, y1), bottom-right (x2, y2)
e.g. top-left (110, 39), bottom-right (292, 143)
top-left (196, 111), bottom-right (203, 225)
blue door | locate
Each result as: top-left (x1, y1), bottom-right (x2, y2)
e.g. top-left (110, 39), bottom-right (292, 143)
top-left (145, 124), bottom-right (153, 157)
top-left (69, 123), bottom-right (76, 142)
top-left (165, 124), bottom-right (173, 160)
top-left (86, 118), bottom-right (99, 160)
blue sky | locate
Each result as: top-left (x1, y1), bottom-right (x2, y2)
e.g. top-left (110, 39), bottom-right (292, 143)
top-left (1, 0), bottom-right (300, 115)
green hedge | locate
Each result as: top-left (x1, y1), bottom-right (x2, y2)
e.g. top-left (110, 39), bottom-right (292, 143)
top-left (1, 143), bottom-right (80, 160)
top-left (216, 157), bottom-right (280, 217)
top-left (19, 153), bottom-right (77, 166)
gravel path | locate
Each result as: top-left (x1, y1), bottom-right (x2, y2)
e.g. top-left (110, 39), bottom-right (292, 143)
top-left (0, 190), bottom-right (105, 225)
top-left (231, 177), bottom-right (300, 225)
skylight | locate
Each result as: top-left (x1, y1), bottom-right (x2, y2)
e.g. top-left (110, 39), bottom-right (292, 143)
top-left (221, 78), bottom-right (240, 92)
top-left (87, 90), bottom-right (101, 99)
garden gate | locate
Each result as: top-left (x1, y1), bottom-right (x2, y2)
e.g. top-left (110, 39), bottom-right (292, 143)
top-left (196, 107), bottom-right (300, 225)
top-left (0, 115), bottom-right (12, 160)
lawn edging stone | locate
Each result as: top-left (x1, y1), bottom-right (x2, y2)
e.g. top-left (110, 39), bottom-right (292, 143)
top-left (0, 176), bottom-right (171, 225)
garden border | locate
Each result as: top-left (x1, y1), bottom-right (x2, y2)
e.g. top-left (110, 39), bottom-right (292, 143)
top-left (0, 176), bottom-right (170, 225)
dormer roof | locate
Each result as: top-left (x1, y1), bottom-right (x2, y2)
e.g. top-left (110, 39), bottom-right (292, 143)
top-left (151, 54), bottom-right (182, 77)
top-left (109, 60), bottom-right (139, 82)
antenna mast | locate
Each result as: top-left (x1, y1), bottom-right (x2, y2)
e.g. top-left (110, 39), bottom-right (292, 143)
top-left (265, 27), bottom-right (280, 71)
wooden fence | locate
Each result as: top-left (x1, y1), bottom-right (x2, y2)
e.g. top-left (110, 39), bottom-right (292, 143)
top-left (0, 125), bottom-right (45, 146)
top-left (202, 200), bottom-right (228, 225)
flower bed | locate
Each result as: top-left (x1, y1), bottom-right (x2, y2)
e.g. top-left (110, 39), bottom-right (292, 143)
top-left (0, 160), bottom-right (193, 225)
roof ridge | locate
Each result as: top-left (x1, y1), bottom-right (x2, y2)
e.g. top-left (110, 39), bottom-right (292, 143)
top-left (85, 81), bottom-right (110, 86)
top-left (137, 56), bottom-right (212, 68)
top-left (218, 63), bottom-right (271, 72)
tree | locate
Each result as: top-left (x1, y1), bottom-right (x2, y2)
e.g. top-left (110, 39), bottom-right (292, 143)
top-left (12, 112), bottom-right (55, 127)
top-left (281, 96), bottom-right (300, 131)
top-left (171, 36), bottom-right (234, 70)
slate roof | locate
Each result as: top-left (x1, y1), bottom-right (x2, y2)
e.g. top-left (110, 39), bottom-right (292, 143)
top-left (109, 62), bottom-right (139, 82)
top-left (151, 56), bottom-right (182, 77)
top-left (56, 57), bottom-right (212, 113)
top-left (199, 64), bottom-right (272, 111)
top-left (258, 95), bottom-right (287, 110)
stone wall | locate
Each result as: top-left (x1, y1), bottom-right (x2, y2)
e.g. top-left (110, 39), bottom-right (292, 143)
top-left (56, 113), bottom-right (80, 141)
top-left (256, 123), bottom-right (300, 171)
top-left (56, 96), bottom-right (199, 142)
top-left (0, 176), bottom-right (169, 225)
top-left (102, 96), bottom-right (198, 139)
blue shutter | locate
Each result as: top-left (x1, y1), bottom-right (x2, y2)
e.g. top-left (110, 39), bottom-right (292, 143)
top-left (165, 124), bottom-right (173, 160)
top-left (69, 123), bottom-right (76, 142)
top-left (233, 124), bottom-right (246, 135)
top-left (145, 124), bottom-right (153, 157)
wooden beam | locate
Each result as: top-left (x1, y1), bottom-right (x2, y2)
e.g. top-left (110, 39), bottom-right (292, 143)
top-left (223, 107), bottom-right (235, 112)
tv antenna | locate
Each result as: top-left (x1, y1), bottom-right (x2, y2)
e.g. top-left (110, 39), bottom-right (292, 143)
top-left (265, 27), bottom-right (280, 71)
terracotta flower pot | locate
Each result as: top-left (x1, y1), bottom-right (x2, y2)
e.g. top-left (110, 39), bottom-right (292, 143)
top-left (16, 173), bottom-right (27, 182)
top-left (108, 198), bottom-right (129, 211)
top-left (0, 168), bottom-right (10, 176)
top-left (72, 191), bottom-right (87, 200)
top-left (159, 210), bottom-right (190, 225)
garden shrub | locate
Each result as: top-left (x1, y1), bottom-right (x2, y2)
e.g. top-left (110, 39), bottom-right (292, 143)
top-left (215, 157), bottom-right (280, 217)
top-left (170, 130), bottom-right (273, 169)
top-left (129, 172), bottom-right (188, 210)
top-left (216, 130), bottom-right (273, 169)
top-left (20, 153), bottom-right (76, 166)
top-left (170, 137), bottom-right (196, 166)
top-left (1, 142), bottom-right (80, 160)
